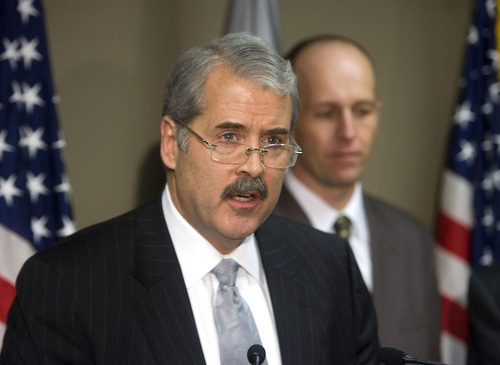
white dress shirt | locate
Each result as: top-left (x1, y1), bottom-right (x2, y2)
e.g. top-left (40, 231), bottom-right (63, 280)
top-left (162, 187), bottom-right (282, 365)
top-left (284, 171), bottom-right (373, 292)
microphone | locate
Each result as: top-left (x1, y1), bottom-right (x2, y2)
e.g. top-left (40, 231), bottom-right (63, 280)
top-left (379, 347), bottom-right (450, 365)
top-left (247, 344), bottom-right (266, 365)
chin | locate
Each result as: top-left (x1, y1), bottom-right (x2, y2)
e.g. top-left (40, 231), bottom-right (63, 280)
top-left (220, 219), bottom-right (261, 240)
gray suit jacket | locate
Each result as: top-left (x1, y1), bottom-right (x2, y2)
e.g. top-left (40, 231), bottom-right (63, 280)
top-left (1, 198), bottom-right (379, 364)
top-left (274, 186), bottom-right (441, 360)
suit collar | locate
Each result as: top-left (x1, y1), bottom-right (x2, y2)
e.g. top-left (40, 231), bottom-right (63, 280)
top-left (274, 184), bottom-right (310, 224)
top-left (256, 217), bottom-right (315, 362)
top-left (256, 220), bottom-right (297, 276)
top-left (131, 199), bottom-right (206, 364)
top-left (363, 193), bottom-right (404, 310)
top-left (363, 193), bottom-right (404, 255)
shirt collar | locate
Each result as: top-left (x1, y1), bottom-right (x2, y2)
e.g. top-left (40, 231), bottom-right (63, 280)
top-left (284, 171), bottom-right (367, 239)
top-left (161, 186), bottom-right (262, 287)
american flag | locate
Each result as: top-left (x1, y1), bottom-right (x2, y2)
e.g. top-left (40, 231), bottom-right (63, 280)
top-left (0, 0), bottom-right (74, 347)
top-left (436, 0), bottom-right (500, 363)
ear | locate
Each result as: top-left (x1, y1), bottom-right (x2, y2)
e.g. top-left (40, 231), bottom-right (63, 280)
top-left (160, 116), bottom-right (177, 170)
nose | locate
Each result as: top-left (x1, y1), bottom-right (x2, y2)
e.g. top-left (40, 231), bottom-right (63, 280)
top-left (338, 109), bottom-right (356, 140)
top-left (237, 147), bottom-right (265, 177)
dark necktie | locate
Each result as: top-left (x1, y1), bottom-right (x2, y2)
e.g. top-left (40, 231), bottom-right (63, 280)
top-left (212, 259), bottom-right (263, 364)
top-left (334, 215), bottom-right (351, 240)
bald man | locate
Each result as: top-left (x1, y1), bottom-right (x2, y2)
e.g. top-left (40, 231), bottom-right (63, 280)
top-left (273, 35), bottom-right (440, 360)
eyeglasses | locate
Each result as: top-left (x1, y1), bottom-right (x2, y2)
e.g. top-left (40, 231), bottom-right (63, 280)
top-left (175, 120), bottom-right (302, 169)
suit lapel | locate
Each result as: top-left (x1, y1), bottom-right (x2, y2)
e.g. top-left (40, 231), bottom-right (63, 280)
top-left (274, 185), bottom-right (311, 225)
top-left (131, 200), bottom-right (206, 364)
top-left (363, 194), bottom-right (404, 323)
top-left (256, 219), bottom-right (314, 364)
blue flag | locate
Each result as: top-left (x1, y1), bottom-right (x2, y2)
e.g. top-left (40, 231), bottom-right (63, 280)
top-left (0, 0), bottom-right (74, 342)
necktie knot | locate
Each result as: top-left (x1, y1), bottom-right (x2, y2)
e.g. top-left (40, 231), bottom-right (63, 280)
top-left (334, 215), bottom-right (351, 239)
top-left (212, 258), bottom-right (239, 287)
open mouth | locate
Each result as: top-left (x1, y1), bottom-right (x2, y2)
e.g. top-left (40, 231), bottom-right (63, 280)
top-left (232, 192), bottom-right (256, 202)
top-left (220, 176), bottom-right (268, 201)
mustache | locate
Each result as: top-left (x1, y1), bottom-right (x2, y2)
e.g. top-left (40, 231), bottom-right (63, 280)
top-left (220, 176), bottom-right (268, 200)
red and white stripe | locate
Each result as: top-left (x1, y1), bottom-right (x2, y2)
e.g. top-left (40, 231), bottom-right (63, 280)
top-left (436, 169), bottom-right (473, 365)
top-left (0, 225), bottom-right (35, 347)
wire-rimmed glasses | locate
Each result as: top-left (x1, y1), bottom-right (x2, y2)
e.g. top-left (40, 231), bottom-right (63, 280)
top-left (175, 120), bottom-right (302, 169)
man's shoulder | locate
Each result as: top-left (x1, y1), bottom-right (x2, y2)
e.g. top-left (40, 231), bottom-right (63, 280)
top-left (265, 214), bottom-right (333, 238)
top-left (262, 214), bottom-right (350, 256)
top-left (273, 184), bottom-right (309, 224)
top-left (34, 199), bottom-right (163, 262)
top-left (473, 260), bottom-right (500, 285)
top-left (363, 193), bottom-right (428, 231)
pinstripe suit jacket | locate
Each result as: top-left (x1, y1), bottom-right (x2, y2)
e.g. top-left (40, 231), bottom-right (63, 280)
top-left (273, 186), bottom-right (441, 361)
top-left (1, 198), bottom-right (379, 364)
top-left (467, 261), bottom-right (500, 365)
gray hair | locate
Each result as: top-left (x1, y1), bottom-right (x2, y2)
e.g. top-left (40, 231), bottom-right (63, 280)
top-left (162, 32), bottom-right (298, 151)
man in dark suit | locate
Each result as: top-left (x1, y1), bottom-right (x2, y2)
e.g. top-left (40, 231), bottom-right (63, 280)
top-left (1, 33), bottom-right (379, 364)
top-left (273, 35), bottom-right (440, 360)
top-left (467, 260), bottom-right (500, 365)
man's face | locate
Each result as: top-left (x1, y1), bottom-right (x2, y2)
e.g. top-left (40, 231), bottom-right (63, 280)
top-left (292, 42), bottom-right (380, 190)
top-left (161, 66), bottom-right (292, 253)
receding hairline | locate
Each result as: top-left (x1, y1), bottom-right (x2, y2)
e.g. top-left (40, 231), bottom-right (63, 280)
top-left (286, 35), bottom-right (376, 75)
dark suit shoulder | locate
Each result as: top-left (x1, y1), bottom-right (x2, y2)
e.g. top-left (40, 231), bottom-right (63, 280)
top-left (468, 261), bottom-right (500, 364)
top-left (4, 201), bottom-right (165, 364)
top-left (261, 214), bottom-right (357, 278)
top-left (259, 215), bottom-right (379, 364)
top-left (471, 261), bottom-right (500, 299)
top-left (265, 214), bottom-right (350, 250)
top-left (22, 199), bottom-right (164, 284)
top-left (45, 200), bottom-right (161, 250)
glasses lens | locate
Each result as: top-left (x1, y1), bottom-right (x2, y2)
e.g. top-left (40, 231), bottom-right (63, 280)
top-left (211, 142), bottom-right (298, 169)
top-left (264, 145), bottom-right (297, 168)
top-left (211, 142), bottom-right (245, 164)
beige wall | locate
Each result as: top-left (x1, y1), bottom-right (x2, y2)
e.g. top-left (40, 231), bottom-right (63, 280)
top-left (43, 0), bottom-right (473, 230)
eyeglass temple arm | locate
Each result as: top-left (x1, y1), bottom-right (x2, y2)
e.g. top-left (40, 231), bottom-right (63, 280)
top-left (176, 120), bottom-right (217, 148)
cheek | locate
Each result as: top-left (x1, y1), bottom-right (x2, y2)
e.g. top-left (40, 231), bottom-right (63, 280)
top-left (266, 170), bottom-right (287, 196)
top-left (296, 121), bottom-right (331, 147)
top-left (178, 155), bottom-right (215, 196)
top-left (358, 124), bottom-right (378, 151)
top-left (198, 163), bottom-right (238, 198)
top-left (193, 164), bottom-right (225, 191)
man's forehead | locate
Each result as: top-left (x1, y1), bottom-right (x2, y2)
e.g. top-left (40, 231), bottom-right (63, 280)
top-left (312, 99), bottom-right (379, 108)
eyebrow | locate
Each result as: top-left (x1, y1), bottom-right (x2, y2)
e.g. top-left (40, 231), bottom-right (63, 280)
top-left (354, 100), bottom-right (380, 106)
top-left (214, 122), bottom-right (290, 135)
top-left (315, 99), bottom-right (379, 108)
top-left (215, 121), bottom-right (245, 130)
top-left (265, 127), bottom-right (290, 135)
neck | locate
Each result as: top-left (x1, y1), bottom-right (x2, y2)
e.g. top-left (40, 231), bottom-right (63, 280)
top-left (291, 169), bottom-right (356, 211)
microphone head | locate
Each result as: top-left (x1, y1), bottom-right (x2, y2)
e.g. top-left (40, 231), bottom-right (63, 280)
top-left (247, 344), bottom-right (266, 365)
top-left (379, 347), bottom-right (407, 365)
